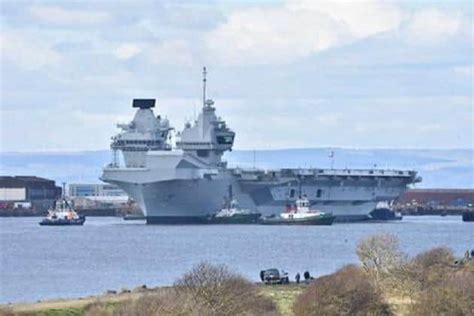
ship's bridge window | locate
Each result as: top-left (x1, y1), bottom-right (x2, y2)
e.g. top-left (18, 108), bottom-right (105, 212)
top-left (216, 135), bottom-right (234, 145)
top-left (299, 200), bottom-right (309, 207)
top-left (317, 189), bottom-right (323, 198)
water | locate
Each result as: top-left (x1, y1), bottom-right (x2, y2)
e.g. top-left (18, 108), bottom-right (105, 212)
top-left (0, 216), bottom-right (472, 304)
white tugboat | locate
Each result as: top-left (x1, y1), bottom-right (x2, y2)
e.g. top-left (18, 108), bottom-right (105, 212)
top-left (209, 185), bottom-right (261, 224)
top-left (39, 199), bottom-right (86, 226)
top-left (261, 196), bottom-right (335, 225)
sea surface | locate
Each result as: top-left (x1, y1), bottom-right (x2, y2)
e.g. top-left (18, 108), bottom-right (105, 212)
top-left (0, 216), bottom-right (473, 304)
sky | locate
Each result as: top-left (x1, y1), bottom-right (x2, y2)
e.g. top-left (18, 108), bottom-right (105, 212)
top-left (0, 0), bottom-right (472, 152)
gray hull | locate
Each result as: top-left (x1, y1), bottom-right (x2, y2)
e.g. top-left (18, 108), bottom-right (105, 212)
top-left (109, 171), bottom-right (410, 223)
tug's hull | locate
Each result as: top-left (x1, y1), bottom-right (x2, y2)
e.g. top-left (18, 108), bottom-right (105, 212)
top-left (39, 216), bottom-right (86, 226)
top-left (260, 214), bottom-right (336, 226)
top-left (209, 213), bottom-right (262, 224)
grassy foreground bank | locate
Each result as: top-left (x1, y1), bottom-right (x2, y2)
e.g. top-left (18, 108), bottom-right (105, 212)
top-left (0, 283), bottom-right (413, 316)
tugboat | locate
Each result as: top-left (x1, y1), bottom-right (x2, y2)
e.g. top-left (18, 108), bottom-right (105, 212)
top-left (369, 202), bottom-right (403, 221)
top-left (39, 199), bottom-right (86, 226)
top-left (260, 196), bottom-right (336, 226)
top-left (462, 211), bottom-right (474, 222)
top-left (208, 185), bottom-right (261, 224)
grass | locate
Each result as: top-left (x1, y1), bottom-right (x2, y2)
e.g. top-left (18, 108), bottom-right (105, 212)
top-left (0, 291), bottom-right (144, 316)
top-left (33, 307), bottom-right (84, 316)
top-left (2, 285), bottom-right (304, 316)
top-left (386, 296), bottom-right (412, 316)
top-left (0, 283), bottom-right (417, 316)
top-left (259, 284), bottom-right (305, 316)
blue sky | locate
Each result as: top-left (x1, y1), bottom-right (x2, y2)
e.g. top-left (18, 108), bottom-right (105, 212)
top-left (0, 0), bottom-right (472, 152)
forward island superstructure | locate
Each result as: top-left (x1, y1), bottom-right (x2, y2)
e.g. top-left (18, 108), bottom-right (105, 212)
top-left (101, 68), bottom-right (421, 223)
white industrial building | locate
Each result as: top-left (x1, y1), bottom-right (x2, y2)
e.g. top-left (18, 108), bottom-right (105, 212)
top-left (68, 183), bottom-right (128, 198)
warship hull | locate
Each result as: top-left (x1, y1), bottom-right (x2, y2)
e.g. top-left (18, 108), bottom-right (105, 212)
top-left (106, 168), bottom-right (415, 224)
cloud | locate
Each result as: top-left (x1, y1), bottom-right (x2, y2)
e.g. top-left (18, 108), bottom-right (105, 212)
top-left (288, 0), bottom-right (403, 38)
top-left (1, 1), bottom-right (472, 152)
top-left (0, 31), bottom-right (62, 70)
top-left (453, 65), bottom-right (473, 76)
top-left (205, 0), bottom-right (403, 65)
top-left (29, 5), bottom-right (111, 26)
top-left (403, 8), bottom-right (464, 45)
top-left (147, 40), bottom-right (195, 66)
top-left (114, 43), bottom-right (142, 60)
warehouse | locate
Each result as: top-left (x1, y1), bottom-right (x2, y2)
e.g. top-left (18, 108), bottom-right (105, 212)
top-left (0, 176), bottom-right (62, 213)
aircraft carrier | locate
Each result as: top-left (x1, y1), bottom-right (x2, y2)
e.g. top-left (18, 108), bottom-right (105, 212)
top-left (101, 68), bottom-right (421, 224)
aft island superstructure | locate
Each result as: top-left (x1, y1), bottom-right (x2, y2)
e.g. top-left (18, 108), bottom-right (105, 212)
top-left (101, 68), bottom-right (420, 223)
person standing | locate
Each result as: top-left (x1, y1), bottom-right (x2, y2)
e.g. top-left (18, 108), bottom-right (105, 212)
top-left (295, 272), bottom-right (300, 284)
top-left (303, 271), bottom-right (310, 283)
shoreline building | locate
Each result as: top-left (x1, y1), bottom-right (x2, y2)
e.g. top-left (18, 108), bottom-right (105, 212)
top-left (397, 189), bottom-right (474, 208)
top-left (0, 176), bottom-right (62, 213)
top-left (68, 183), bottom-right (130, 211)
top-left (68, 183), bottom-right (127, 198)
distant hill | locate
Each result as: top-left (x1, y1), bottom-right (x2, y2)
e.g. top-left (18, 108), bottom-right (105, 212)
top-left (1, 148), bottom-right (472, 188)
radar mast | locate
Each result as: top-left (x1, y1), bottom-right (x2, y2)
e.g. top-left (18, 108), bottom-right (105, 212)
top-left (202, 66), bottom-right (207, 108)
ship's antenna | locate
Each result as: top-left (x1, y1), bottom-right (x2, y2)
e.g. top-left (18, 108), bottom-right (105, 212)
top-left (329, 150), bottom-right (335, 169)
top-left (253, 148), bottom-right (256, 170)
top-left (202, 66), bottom-right (207, 107)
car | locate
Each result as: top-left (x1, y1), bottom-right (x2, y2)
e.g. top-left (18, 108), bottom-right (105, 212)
top-left (262, 268), bottom-right (289, 285)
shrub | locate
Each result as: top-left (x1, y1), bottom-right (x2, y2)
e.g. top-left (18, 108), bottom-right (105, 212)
top-left (111, 291), bottom-right (211, 316)
top-left (175, 262), bottom-right (278, 315)
top-left (84, 301), bottom-right (116, 316)
top-left (407, 247), bottom-right (456, 292)
top-left (408, 285), bottom-right (474, 316)
top-left (0, 308), bottom-right (13, 316)
top-left (407, 255), bottom-right (474, 315)
top-left (293, 265), bottom-right (392, 316)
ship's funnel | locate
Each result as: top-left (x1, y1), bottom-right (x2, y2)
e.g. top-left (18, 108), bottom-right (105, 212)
top-left (133, 99), bottom-right (155, 109)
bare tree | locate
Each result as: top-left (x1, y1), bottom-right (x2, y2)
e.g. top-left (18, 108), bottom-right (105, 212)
top-left (356, 233), bottom-right (407, 285)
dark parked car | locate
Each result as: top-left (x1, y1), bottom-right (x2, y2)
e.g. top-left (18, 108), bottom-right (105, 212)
top-left (263, 268), bottom-right (289, 285)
